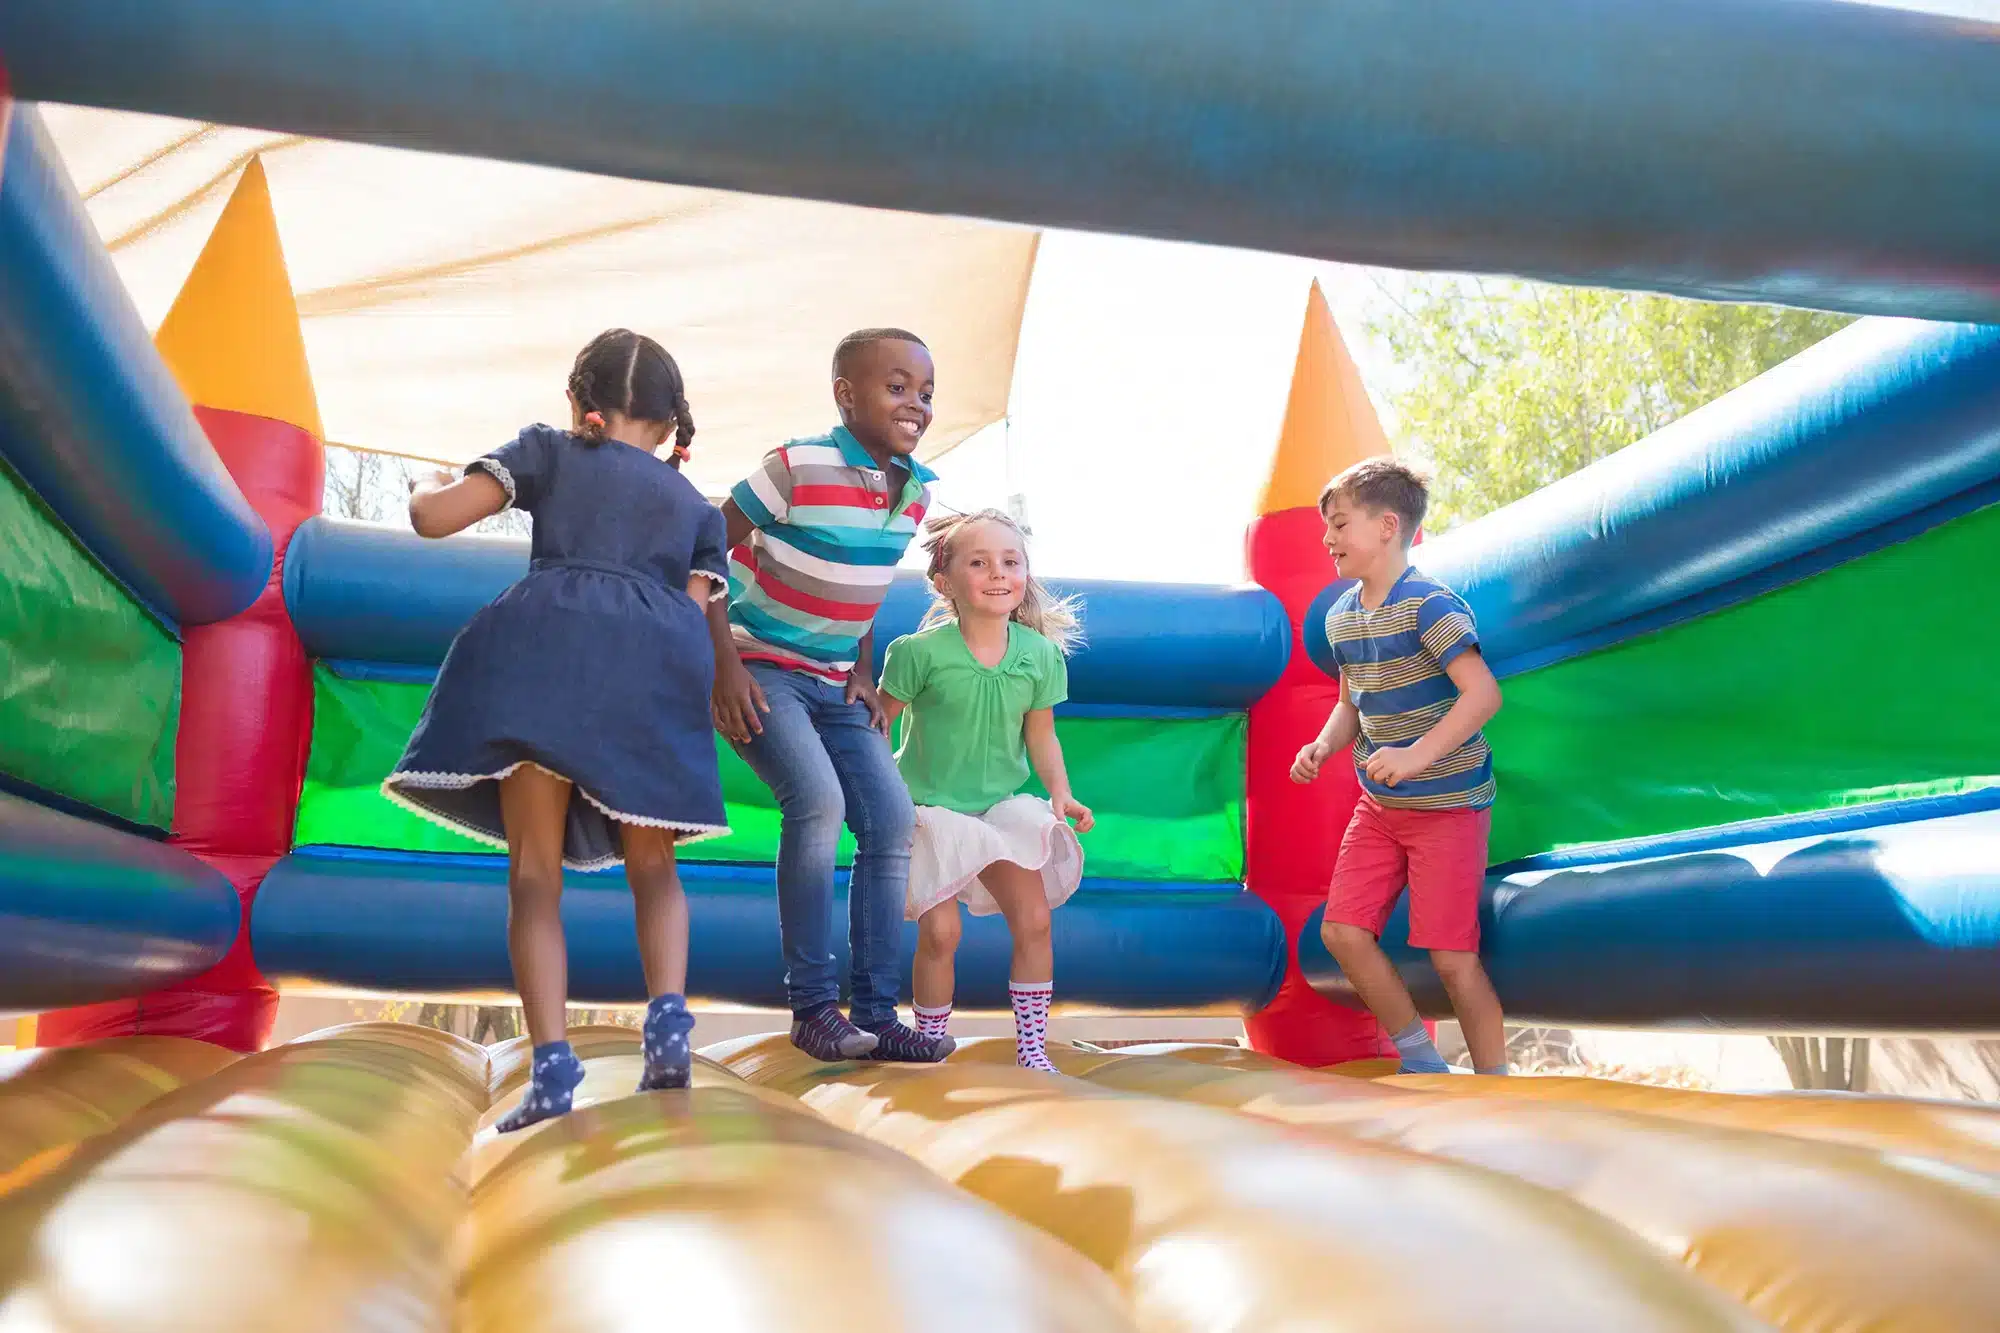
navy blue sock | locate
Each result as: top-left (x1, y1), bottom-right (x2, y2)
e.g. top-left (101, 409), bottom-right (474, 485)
top-left (638, 993), bottom-right (695, 1091)
top-left (496, 1040), bottom-right (585, 1133)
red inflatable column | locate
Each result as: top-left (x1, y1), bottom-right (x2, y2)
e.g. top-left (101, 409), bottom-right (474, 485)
top-left (37, 159), bottom-right (324, 1052)
top-left (1241, 282), bottom-right (1397, 1067)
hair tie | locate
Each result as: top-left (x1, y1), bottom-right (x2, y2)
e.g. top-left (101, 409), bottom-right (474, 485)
top-left (583, 411), bottom-right (606, 429)
top-left (671, 442), bottom-right (691, 462)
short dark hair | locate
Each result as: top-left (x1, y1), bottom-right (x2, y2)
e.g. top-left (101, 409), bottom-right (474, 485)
top-left (1319, 456), bottom-right (1430, 541)
top-left (569, 328), bottom-right (695, 460)
top-left (832, 327), bottom-right (928, 380)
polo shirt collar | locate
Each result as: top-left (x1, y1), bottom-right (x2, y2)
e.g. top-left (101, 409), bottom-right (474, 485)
top-left (831, 424), bottom-right (938, 483)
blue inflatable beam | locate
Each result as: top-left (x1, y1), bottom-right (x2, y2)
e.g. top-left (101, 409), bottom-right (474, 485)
top-left (4, 1), bottom-right (2000, 320)
top-left (253, 848), bottom-right (1286, 1012)
top-left (1298, 807), bottom-right (2000, 1032)
top-left (284, 517), bottom-right (1289, 710)
top-left (1305, 319), bottom-right (2000, 680)
top-left (0, 791), bottom-right (241, 1013)
top-left (0, 105), bottom-right (272, 627)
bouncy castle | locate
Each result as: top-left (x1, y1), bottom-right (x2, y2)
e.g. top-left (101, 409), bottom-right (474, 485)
top-left (4, 2), bottom-right (2000, 1329)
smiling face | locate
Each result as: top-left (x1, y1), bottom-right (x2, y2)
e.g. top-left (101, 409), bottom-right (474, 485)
top-left (835, 338), bottom-right (935, 463)
top-left (1322, 494), bottom-right (1403, 583)
top-left (935, 517), bottom-right (1028, 621)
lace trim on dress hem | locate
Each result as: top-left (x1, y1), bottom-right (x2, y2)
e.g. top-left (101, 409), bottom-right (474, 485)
top-left (382, 761), bottom-right (731, 868)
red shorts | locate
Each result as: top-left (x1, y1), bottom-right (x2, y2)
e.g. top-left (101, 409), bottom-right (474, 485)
top-left (1327, 796), bottom-right (1490, 952)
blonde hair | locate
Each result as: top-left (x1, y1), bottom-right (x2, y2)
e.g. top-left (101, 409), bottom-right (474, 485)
top-left (919, 509), bottom-right (1082, 653)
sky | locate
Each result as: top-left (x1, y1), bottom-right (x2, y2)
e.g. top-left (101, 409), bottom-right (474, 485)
top-left (915, 237), bottom-right (1390, 585)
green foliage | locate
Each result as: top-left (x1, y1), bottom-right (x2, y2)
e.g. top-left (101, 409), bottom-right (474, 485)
top-left (1365, 278), bottom-right (1855, 530)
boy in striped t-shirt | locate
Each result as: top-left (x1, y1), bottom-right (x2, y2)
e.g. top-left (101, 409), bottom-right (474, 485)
top-left (1290, 457), bottom-right (1509, 1076)
top-left (707, 328), bottom-right (948, 1064)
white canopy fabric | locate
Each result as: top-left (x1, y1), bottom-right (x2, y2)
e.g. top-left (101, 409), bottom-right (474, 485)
top-left (41, 106), bottom-right (1038, 491)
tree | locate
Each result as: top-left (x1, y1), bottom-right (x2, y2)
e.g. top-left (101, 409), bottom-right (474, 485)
top-left (323, 443), bottom-right (531, 537)
top-left (1365, 278), bottom-right (1855, 531)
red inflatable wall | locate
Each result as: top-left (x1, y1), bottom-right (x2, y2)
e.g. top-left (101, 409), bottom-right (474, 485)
top-left (1242, 505), bottom-right (1394, 1066)
top-left (38, 408), bottom-right (322, 1052)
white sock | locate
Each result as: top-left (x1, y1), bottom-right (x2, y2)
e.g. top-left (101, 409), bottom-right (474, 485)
top-left (1010, 981), bottom-right (1054, 1072)
top-left (913, 1002), bottom-right (952, 1040)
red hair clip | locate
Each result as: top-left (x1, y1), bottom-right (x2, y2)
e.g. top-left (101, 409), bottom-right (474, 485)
top-left (583, 411), bottom-right (606, 430)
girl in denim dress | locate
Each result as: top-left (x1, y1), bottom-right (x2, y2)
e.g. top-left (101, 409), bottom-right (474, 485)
top-left (386, 329), bottom-right (728, 1131)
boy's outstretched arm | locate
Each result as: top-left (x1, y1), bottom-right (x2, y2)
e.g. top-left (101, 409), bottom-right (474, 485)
top-left (1291, 677), bottom-right (1361, 784)
top-left (708, 499), bottom-right (767, 742)
top-left (1364, 650), bottom-right (1502, 788)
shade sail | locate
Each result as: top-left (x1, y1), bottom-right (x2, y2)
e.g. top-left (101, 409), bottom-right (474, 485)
top-left (41, 106), bottom-right (1037, 488)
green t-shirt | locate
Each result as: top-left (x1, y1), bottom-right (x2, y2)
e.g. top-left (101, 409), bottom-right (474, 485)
top-left (879, 621), bottom-right (1068, 814)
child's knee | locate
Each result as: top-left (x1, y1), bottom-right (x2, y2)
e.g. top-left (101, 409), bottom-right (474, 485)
top-left (509, 856), bottom-right (564, 907)
top-left (853, 784), bottom-right (915, 850)
top-left (1429, 948), bottom-right (1485, 983)
top-left (1014, 897), bottom-right (1052, 945)
top-left (783, 776), bottom-right (846, 839)
top-left (918, 904), bottom-right (962, 954)
top-left (1321, 920), bottom-right (1376, 959)
top-left (622, 830), bottom-right (677, 882)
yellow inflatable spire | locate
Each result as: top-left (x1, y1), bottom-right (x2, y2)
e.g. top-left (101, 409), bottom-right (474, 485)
top-left (1253, 279), bottom-right (1389, 516)
top-left (154, 157), bottom-right (324, 439)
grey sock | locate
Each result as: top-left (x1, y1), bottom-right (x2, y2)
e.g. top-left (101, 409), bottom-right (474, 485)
top-left (1390, 1019), bottom-right (1450, 1072)
top-left (1475, 1064), bottom-right (1512, 1077)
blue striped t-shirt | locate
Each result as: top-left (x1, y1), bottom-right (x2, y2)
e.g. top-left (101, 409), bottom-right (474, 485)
top-left (1323, 566), bottom-right (1495, 810)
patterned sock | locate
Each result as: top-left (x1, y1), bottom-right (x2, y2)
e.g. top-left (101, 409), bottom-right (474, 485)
top-left (790, 1002), bottom-right (879, 1062)
top-left (1010, 981), bottom-right (1056, 1072)
top-left (1475, 1064), bottom-right (1512, 1077)
top-left (495, 1041), bottom-right (585, 1133)
top-left (913, 1003), bottom-right (953, 1041)
top-left (1390, 1019), bottom-right (1452, 1075)
top-left (857, 1015), bottom-right (954, 1063)
top-left (638, 992), bottom-right (695, 1091)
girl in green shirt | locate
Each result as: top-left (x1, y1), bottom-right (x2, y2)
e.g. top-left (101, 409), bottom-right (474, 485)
top-left (879, 510), bottom-right (1092, 1072)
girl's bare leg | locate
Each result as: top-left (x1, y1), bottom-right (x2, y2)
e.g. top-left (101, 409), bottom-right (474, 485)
top-left (621, 824), bottom-right (689, 997)
top-left (913, 900), bottom-right (962, 1010)
top-left (978, 861), bottom-right (1056, 1070)
top-left (499, 766), bottom-right (574, 1046)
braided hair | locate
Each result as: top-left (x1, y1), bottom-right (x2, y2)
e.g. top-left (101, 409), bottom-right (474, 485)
top-left (568, 328), bottom-right (696, 465)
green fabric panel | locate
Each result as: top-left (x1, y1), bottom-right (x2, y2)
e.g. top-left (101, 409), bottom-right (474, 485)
top-left (299, 667), bottom-right (1247, 881)
top-left (0, 458), bottom-right (178, 827)
top-left (1487, 500), bottom-right (2000, 862)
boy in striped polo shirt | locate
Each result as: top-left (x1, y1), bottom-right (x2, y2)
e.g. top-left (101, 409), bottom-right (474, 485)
top-left (707, 328), bottom-right (947, 1063)
top-left (1290, 457), bottom-right (1510, 1076)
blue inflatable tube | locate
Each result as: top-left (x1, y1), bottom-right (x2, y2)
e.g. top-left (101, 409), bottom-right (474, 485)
top-left (0, 106), bottom-right (271, 627)
top-left (0, 791), bottom-right (241, 1013)
top-left (1298, 807), bottom-right (2000, 1032)
top-left (4, 1), bottom-right (2000, 320)
top-left (253, 848), bottom-right (1286, 1012)
top-left (1306, 319), bottom-right (2000, 680)
top-left (284, 517), bottom-right (1289, 709)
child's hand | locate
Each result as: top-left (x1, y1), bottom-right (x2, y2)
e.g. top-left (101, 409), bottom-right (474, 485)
top-left (1050, 792), bottom-right (1095, 833)
top-left (712, 660), bottom-right (769, 742)
top-left (1364, 745), bottom-right (1428, 788)
top-left (1290, 739), bottom-right (1333, 784)
top-left (845, 673), bottom-right (890, 736)
top-left (411, 467), bottom-right (456, 495)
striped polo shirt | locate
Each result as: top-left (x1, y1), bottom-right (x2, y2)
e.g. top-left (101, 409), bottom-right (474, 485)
top-left (727, 425), bottom-right (935, 681)
top-left (1323, 565), bottom-right (1495, 811)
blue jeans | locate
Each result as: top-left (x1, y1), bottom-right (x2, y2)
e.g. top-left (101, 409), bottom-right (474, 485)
top-left (731, 663), bottom-right (914, 1024)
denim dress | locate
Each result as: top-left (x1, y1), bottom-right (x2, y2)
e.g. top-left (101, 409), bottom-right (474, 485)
top-left (383, 425), bottom-right (730, 870)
